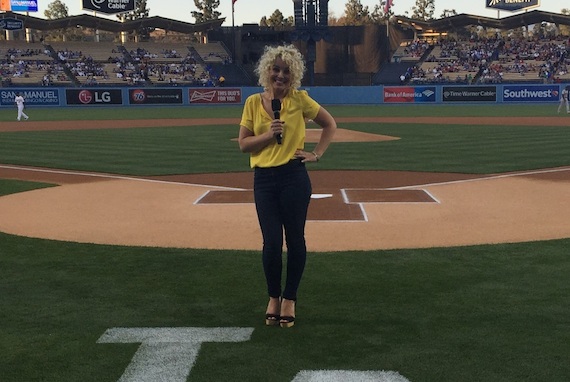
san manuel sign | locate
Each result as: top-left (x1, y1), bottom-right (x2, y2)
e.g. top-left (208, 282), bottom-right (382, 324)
top-left (486, 0), bottom-right (541, 12)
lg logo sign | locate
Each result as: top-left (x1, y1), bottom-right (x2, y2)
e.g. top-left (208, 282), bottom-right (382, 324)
top-left (66, 89), bottom-right (121, 105)
top-left (78, 90), bottom-right (111, 104)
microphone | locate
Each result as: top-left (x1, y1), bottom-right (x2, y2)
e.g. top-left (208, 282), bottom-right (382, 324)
top-left (271, 98), bottom-right (282, 144)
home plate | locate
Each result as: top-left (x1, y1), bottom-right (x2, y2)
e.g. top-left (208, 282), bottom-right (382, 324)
top-left (311, 194), bottom-right (333, 199)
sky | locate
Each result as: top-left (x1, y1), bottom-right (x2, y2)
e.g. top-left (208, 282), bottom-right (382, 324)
top-left (29, 0), bottom-right (565, 26)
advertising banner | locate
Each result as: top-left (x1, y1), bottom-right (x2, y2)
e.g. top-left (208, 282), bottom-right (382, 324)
top-left (383, 86), bottom-right (436, 103)
top-left (1, 89), bottom-right (60, 106)
top-left (0, 17), bottom-right (23, 31)
top-left (503, 85), bottom-right (559, 102)
top-left (66, 89), bottom-right (122, 105)
top-left (129, 88), bottom-right (183, 105)
top-left (7, 0), bottom-right (38, 12)
top-left (486, 0), bottom-right (540, 12)
top-left (82, 0), bottom-right (135, 15)
top-left (442, 86), bottom-right (497, 102)
top-left (189, 88), bottom-right (242, 104)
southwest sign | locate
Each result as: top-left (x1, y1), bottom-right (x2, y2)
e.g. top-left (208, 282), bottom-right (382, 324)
top-left (82, 0), bottom-right (135, 14)
top-left (503, 85), bottom-right (559, 102)
top-left (486, 0), bottom-right (540, 12)
top-left (0, 17), bottom-right (23, 31)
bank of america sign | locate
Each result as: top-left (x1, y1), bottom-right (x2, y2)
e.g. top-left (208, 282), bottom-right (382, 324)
top-left (486, 0), bottom-right (540, 12)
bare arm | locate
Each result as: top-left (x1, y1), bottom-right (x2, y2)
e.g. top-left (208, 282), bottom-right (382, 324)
top-left (296, 106), bottom-right (337, 162)
top-left (238, 120), bottom-right (283, 153)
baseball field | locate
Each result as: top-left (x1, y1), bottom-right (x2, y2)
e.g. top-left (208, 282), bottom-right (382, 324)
top-left (0, 103), bottom-right (569, 381)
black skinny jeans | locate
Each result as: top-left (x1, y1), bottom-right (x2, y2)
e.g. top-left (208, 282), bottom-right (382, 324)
top-left (254, 159), bottom-right (312, 301)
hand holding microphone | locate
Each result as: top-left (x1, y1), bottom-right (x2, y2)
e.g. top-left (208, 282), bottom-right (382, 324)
top-left (271, 99), bottom-right (283, 144)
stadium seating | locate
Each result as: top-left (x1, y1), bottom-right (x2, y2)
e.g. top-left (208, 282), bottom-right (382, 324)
top-left (2, 39), bottom-right (236, 87)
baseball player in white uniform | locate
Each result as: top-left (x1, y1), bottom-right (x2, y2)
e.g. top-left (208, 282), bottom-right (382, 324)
top-left (558, 85), bottom-right (570, 114)
top-left (15, 93), bottom-right (29, 121)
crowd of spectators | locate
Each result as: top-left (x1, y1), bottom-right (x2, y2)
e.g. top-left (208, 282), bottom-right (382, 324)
top-left (400, 36), bottom-right (570, 84)
top-left (3, 42), bottom-right (230, 87)
top-left (1, 47), bottom-right (50, 83)
top-left (482, 36), bottom-right (569, 83)
top-left (403, 34), bottom-right (570, 85)
top-left (398, 39), bottom-right (431, 60)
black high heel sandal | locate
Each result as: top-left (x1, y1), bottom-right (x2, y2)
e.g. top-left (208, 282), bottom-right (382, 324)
top-left (279, 315), bottom-right (295, 328)
top-left (265, 313), bottom-right (280, 326)
top-left (279, 299), bottom-right (296, 328)
top-left (265, 297), bottom-right (281, 326)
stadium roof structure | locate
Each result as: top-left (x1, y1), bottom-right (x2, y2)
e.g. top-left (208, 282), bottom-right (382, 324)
top-left (394, 10), bottom-right (570, 33)
top-left (0, 11), bottom-right (225, 34)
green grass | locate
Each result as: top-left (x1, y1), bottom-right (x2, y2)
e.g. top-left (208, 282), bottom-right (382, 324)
top-left (0, 104), bottom-right (569, 174)
top-left (1, 234), bottom-right (569, 382)
top-left (0, 179), bottom-right (56, 196)
top-left (1, 104), bottom-right (570, 381)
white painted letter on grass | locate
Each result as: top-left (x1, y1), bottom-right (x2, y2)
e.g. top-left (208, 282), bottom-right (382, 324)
top-left (97, 327), bottom-right (254, 382)
top-left (292, 370), bottom-right (411, 382)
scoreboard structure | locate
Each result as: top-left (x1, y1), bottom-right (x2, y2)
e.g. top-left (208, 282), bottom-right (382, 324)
top-left (486, 0), bottom-right (541, 12)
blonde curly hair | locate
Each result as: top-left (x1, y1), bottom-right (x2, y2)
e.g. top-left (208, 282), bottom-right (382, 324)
top-left (255, 44), bottom-right (306, 90)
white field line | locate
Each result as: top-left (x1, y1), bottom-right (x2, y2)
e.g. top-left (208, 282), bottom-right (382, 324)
top-left (338, 189), bottom-right (369, 223)
top-left (0, 164), bottom-right (245, 191)
top-left (341, 188), bottom-right (440, 204)
top-left (387, 166), bottom-right (570, 191)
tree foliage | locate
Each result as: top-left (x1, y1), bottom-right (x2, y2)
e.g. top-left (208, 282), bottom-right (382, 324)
top-left (370, 1), bottom-right (392, 23)
top-left (44, 0), bottom-right (68, 19)
top-left (343, 0), bottom-right (371, 25)
top-left (411, 0), bottom-right (435, 21)
top-left (119, 0), bottom-right (150, 21)
top-left (192, 0), bottom-right (221, 23)
top-left (260, 10), bottom-right (293, 28)
top-left (440, 9), bottom-right (457, 19)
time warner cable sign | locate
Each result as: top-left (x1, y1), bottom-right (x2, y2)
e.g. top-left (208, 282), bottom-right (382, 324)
top-left (486, 0), bottom-right (540, 12)
top-left (82, 0), bottom-right (135, 14)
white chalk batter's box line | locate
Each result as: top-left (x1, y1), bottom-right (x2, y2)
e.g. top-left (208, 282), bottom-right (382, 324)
top-left (340, 188), bottom-right (441, 204)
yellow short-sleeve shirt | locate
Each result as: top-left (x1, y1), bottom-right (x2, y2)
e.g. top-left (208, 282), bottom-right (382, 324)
top-left (240, 89), bottom-right (321, 168)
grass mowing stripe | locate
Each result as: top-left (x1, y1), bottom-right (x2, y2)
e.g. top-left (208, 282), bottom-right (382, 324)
top-left (322, 123), bottom-right (570, 173)
top-left (2, 122), bottom-right (570, 174)
top-left (0, 125), bottom-right (244, 175)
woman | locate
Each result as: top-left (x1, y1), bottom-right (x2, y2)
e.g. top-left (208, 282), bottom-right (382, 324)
top-left (238, 44), bottom-right (337, 328)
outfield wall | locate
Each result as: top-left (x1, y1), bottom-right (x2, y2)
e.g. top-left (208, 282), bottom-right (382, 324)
top-left (1, 84), bottom-right (568, 108)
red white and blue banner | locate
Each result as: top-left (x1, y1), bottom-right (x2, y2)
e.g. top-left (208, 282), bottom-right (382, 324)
top-left (1, 0), bottom-right (38, 12)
